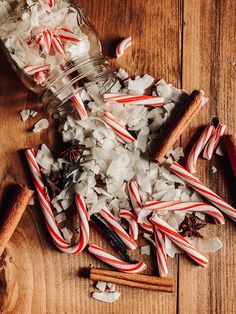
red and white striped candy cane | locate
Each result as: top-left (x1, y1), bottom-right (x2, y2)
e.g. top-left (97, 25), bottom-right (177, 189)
top-left (203, 123), bottom-right (227, 160)
top-left (71, 93), bottom-right (88, 119)
top-left (48, 0), bottom-right (54, 8)
top-left (38, 29), bottom-right (54, 56)
top-left (103, 112), bottom-right (135, 143)
top-left (145, 201), bottom-right (225, 225)
top-left (128, 181), bottom-right (153, 232)
top-left (150, 215), bottom-right (208, 267)
top-left (52, 35), bottom-right (65, 56)
top-left (56, 28), bottom-right (82, 44)
top-left (34, 71), bottom-right (47, 84)
top-left (24, 64), bottom-right (51, 75)
top-left (25, 148), bottom-right (89, 254)
top-left (88, 244), bottom-right (147, 273)
top-left (103, 93), bottom-right (164, 107)
top-left (98, 207), bottom-right (137, 250)
top-left (116, 36), bottom-right (132, 58)
top-left (120, 209), bottom-right (139, 240)
top-left (154, 228), bottom-right (168, 277)
top-left (169, 162), bottom-right (236, 222)
top-left (186, 124), bottom-right (215, 173)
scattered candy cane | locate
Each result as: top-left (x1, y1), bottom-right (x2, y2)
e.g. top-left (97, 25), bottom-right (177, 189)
top-left (116, 36), bottom-right (132, 58)
top-left (120, 209), bottom-right (139, 240)
top-left (103, 93), bottom-right (164, 107)
top-left (38, 29), bottom-right (54, 56)
top-left (128, 181), bottom-right (153, 232)
top-left (98, 207), bottom-right (137, 250)
top-left (186, 124), bottom-right (215, 173)
top-left (145, 201), bottom-right (225, 225)
top-left (52, 35), bottom-right (65, 56)
top-left (24, 64), bottom-right (51, 75)
top-left (103, 112), bottom-right (135, 143)
top-left (169, 162), bottom-right (236, 222)
top-left (203, 123), bottom-right (227, 160)
top-left (154, 228), bottom-right (168, 277)
top-left (88, 244), bottom-right (147, 273)
top-left (34, 71), bottom-right (47, 84)
top-left (71, 93), bottom-right (88, 119)
top-left (25, 148), bottom-right (89, 254)
top-left (150, 215), bottom-right (208, 267)
top-left (56, 28), bottom-right (81, 43)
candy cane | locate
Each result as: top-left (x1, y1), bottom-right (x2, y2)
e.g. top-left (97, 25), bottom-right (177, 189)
top-left (56, 28), bottom-right (82, 44)
top-left (145, 201), bottom-right (225, 225)
top-left (116, 36), bottom-right (132, 58)
top-left (98, 207), bottom-right (137, 250)
top-left (120, 209), bottom-right (139, 240)
top-left (38, 29), bottom-right (54, 56)
top-left (48, 0), bottom-right (54, 8)
top-left (203, 123), bottom-right (227, 160)
top-left (34, 71), bottom-right (47, 84)
top-left (186, 125), bottom-right (215, 173)
top-left (52, 35), bottom-right (65, 56)
top-left (128, 181), bottom-right (153, 232)
top-left (88, 244), bottom-right (147, 273)
top-left (71, 93), bottom-right (88, 119)
top-left (169, 162), bottom-right (236, 222)
top-left (25, 148), bottom-right (89, 254)
top-left (24, 64), bottom-right (51, 75)
top-left (150, 215), bottom-right (208, 267)
top-left (103, 112), bottom-right (135, 143)
top-left (154, 228), bottom-right (168, 277)
top-left (103, 93), bottom-right (164, 107)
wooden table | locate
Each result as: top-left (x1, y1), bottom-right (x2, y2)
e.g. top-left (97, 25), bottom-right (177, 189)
top-left (0, 1), bottom-right (236, 313)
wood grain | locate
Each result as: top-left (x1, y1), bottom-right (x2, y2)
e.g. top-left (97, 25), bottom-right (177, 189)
top-left (179, 0), bottom-right (236, 313)
top-left (0, 0), bottom-right (235, 313)
top-left (0, 1), bottom-right (181, 313)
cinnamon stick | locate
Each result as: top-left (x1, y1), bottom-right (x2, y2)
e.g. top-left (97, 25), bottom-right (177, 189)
top-left (223, 134), bottom-right (236, 178)
top-left (90, 268), bottom-right (173, 292)
top-left (151, 90), bottom-right (205, 163)
top-left (0, 185), bottom-right (34, 256)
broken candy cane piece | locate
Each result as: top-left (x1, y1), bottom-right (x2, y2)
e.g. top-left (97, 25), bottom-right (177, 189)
top-left (25, 148), bottom-right (89, 254)
top-left (145, 201), bottom-right (225, 225)
top-left (37, 29), bottom-right (54, 57)
top-left (150, 215), bottom-right (208, 267)
top-left (203, 123), bottom-right (227, 160)
top-left (98, 207), bottom-right (137, 250)
top-left (169, 162), bottom-right (236, 222)
top-left (120, 209), bottom-right (139, 240)
top-left (24, 64), bottom-right (51, 75)
top-left (71, 93), bottom-right (88, 119)
top-left (154, 228), bottom-right (168, 277)
top-left (116, 36), bottom-right (132, 58)
top-left (52, 35), bottom-right (65, 56)
top-left (103, 93), bottom-right (164, 107)
top-left (103, 112), bottom-right (135, 143)
top-left (127, 181), bottom-right (153, 232)
top-left (88, 244), bottom-right (147, 273)
top-left (186, 124), bottom-right (215, 173)
top-left (56, 28), bottom-right (82, 43)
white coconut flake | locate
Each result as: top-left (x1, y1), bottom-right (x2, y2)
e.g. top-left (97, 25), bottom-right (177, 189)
top-left (211, 166), bottom-right (218, 173)
top-left (20, 109), bottom-right (30, 121)
top-left (33, 118), bottom-right (49, 133)
top-left (140, 245), bottom-right (151, 256)
top-left (117, 68), bottom-right (129, 80)
top-left (96, 281), bottom-right (107, 292)
top-left (28, 196), bottom-right (35, 205)
top-left (36, 144), bottom-right (54, 172)
top-left (171, 147), bottom-right (184, 161)
top-left (30, 110), bottom-right (38, 117)
top-left (55, 212), bottom-right (67, 224)
top-left (92, 291), bottom-right (121, 303)
top-left (189, 237), bottom-right (223, 253)
top-left (60, 227), bottom-right (73, 243)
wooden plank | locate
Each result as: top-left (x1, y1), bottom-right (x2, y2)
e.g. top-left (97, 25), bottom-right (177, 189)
top-left (179, 0), bottom-right (236, 313)
top-left (0, 1), bottom-right (181, 313)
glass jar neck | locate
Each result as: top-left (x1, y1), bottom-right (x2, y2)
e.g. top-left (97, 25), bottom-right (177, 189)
top-left (41, 53), bottom-right (117, 116)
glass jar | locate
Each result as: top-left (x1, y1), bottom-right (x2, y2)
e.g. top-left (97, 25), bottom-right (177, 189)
top-left (0, 0), bottom-right (117, 116)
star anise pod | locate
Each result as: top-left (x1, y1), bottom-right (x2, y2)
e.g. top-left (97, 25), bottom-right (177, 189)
top-left (60, 140), bottom-right (85, 164)
top-left (95, 174), bottom-right (106, 188)
top-left (41, 172), bottom-right (62, 200)
top-left (179, 213), bottom-right (207, 238)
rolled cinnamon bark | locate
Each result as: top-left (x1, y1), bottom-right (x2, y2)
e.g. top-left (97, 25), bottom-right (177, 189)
top-left (151, 90), bottom-right (205, 163)
top-left (0, 185), bottom-right (34, 256)
top-left (223, 134), bottom-right (236, 178)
